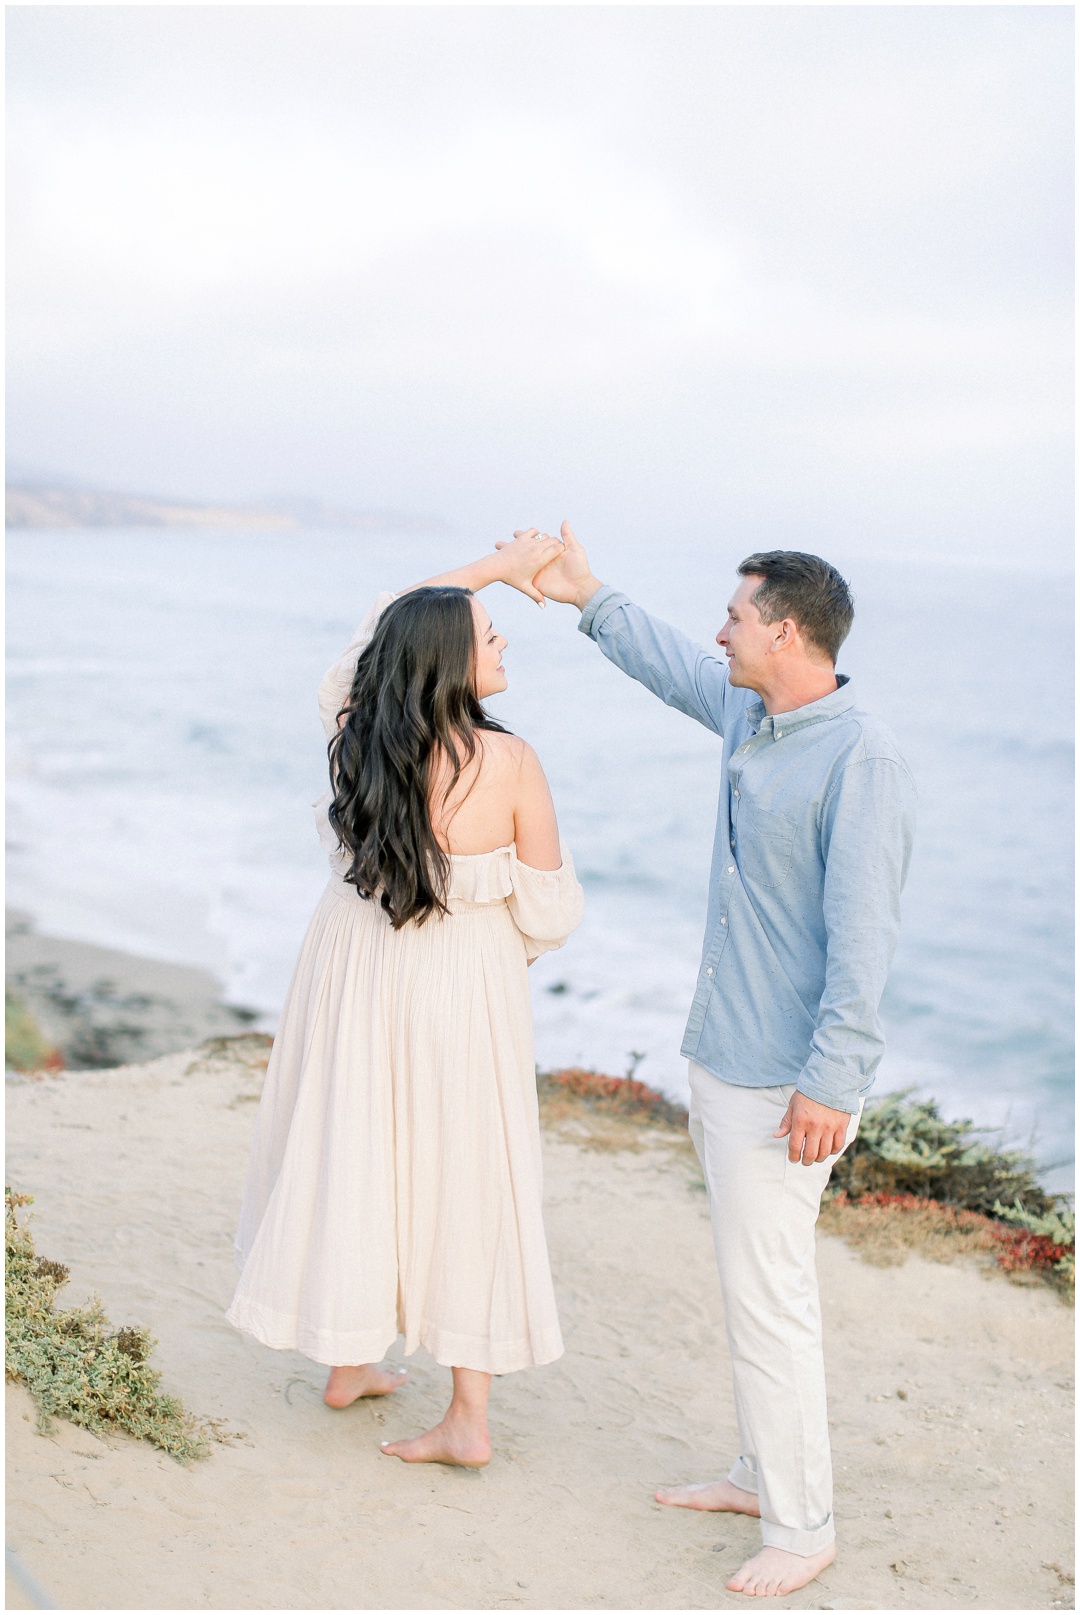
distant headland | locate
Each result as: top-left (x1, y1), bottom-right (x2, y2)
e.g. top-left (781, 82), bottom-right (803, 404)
top-left (5, 481), bottom-right (444, 533)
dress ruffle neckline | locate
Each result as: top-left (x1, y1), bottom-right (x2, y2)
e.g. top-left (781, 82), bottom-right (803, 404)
top-left (447, 843), bottom-right (572, 905)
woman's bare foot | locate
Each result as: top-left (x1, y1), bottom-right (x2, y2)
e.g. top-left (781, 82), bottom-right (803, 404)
top-left (380, 1364), bottom-right (491, 1467)
top-left (380, 1412), bottom-right (491, 1467)
top-left (726, 1543), bottom-right (836, 1597)
top-left (655, 1478), bottom-right (761, 1516)
top-left (323, 1364), bottom-right (408, 1408)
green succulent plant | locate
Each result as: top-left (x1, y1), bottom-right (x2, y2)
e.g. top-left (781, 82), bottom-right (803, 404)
top-left (5, 1189), bottom-right (207, 1462)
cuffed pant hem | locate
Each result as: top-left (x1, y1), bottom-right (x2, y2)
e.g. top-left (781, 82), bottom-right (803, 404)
top-left (760, 1516), bottom-right (836, 1556)
top-left (728, 1457), bottom-right (759, 1494)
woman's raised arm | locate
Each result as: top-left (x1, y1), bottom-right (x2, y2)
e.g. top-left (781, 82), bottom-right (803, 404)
top-left (408, 530), bottom-right (563, 605)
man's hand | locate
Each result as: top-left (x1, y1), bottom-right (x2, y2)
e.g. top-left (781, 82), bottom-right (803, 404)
top-left (488, 528), bottom-right (566, 604)
top-left (498, 520), bottom-right (603, 610)
top-left (774, 1091), bottom-right (852, 1165)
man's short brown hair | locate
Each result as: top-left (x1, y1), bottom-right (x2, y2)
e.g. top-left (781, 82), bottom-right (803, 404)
top-left (737, 551), bottom-right (854, 665)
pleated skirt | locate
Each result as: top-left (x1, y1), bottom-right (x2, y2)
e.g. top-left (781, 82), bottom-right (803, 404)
top-left (226, 878), bottom-right (564, 1374)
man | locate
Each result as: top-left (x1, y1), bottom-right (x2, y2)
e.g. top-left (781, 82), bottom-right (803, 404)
top-left (528, 522), bottom-right (916, 1599)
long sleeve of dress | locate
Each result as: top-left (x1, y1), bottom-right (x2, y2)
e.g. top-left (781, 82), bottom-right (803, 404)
top-left (316, 591), bottom-right (398, 741)
top-left (505, 843), bottom-right (585, 958)
top-left (313, 592), bottom-right (397, 865)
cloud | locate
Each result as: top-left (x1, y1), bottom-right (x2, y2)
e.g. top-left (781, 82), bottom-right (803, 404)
top-left (6, 6), bottom-right (1072, 562)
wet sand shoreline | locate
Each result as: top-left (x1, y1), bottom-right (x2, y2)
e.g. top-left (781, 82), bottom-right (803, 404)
top-left (5, 909), bottom-right (259, 1070)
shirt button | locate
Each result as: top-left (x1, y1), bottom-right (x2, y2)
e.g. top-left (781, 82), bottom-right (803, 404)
top-left (733, 789), bottom-right (740, 797)
top-left (720, 916), bottom-right (727, 925)
top-left (776, 729), bottom-right (783, 738)
top-left (727, 865), bottom-right (735, 874)
top-left (706, 967), bottom-right (714, 976)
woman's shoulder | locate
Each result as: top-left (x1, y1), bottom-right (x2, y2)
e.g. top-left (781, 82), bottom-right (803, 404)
top-left (476, 729), bottom-right (534, 775)
top-left (478, 730), bottom-right (543, 771)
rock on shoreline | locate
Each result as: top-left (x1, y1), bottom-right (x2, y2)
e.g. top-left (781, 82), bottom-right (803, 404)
top-left (5, 910), bottom-right (259, 1070)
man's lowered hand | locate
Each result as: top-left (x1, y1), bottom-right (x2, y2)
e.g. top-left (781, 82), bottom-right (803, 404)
top-left (775, 1091), bottom-right (851, 1165)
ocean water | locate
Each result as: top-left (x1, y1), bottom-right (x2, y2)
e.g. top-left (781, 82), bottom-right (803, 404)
top-left (7, 528), bottom-right (1074, 1186)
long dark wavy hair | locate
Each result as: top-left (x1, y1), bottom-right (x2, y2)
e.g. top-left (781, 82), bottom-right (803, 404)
top-left (327, 587), bottom-right (508, 928)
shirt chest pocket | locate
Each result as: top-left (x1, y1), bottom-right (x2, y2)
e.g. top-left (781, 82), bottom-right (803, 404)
top-left (734, 800), bottom-right (798, 890)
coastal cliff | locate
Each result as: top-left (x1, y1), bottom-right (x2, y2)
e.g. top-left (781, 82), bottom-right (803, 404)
top-left (5, 484), bottom-right (440, 532)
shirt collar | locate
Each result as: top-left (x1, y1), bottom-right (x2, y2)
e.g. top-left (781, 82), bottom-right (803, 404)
top-left (746, 675), bottom-right (853, 738)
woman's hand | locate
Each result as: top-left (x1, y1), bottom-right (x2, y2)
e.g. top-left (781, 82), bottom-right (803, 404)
top-left (409, 531), bottom-right (563, 604)
top-left (500, 521), bottom-right (603, 610)
top-left (491, 529), bottom-right (565, 605)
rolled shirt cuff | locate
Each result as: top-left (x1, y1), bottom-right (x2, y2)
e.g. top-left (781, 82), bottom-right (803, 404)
top-left (797, 1054), bottom-right (867, 1116)
top-left (577, 584), bottom-right (629, 638)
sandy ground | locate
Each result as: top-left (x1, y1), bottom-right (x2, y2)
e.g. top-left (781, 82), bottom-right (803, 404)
top-left (6, 1051), bottom-right (1074, 1612)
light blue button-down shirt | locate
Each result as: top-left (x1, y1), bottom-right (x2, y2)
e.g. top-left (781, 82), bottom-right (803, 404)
top-left (579, 586), bottom-right (917, 1114)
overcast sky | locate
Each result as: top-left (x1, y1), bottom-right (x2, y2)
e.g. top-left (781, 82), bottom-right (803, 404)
top-left (7, 5), bottom-right (1073, 563)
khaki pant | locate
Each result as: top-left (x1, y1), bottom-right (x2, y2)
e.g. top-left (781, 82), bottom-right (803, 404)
top-left (688, 1062), bottom-right (861, 1556)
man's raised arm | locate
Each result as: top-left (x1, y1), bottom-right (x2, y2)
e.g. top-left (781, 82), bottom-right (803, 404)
top-left (518, 521), bottom-right (735, 737)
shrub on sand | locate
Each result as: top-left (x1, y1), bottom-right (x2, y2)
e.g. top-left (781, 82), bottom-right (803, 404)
top-left (536, 1071), bottom-right (1073, 1293)
top-left (992, 1200), bottom-right (1075, 1290)
top-left (820, 1190), bottom-right (1074, 1297)
top-left (819, 1190), bottom-right (1000, 1264)
top-left (5, 992), bottom-right (63, 1073)
top-left (185, 1031), bottom-right (274, 1076)
top-left (538, 1067), bottom-right (688, 1127)
top-left (536, 1067), bottom-right (694, 1154)
top-left (830, 1089), bottom-right (1058, 1216)
top-left (5, 1189), bottom-right (208, 1461)
top-left (824, 1090), bottom-right (1073, 1295)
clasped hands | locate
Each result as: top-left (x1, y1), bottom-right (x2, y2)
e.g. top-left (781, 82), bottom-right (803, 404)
top-left (492, 520), bottom-right (602, 611)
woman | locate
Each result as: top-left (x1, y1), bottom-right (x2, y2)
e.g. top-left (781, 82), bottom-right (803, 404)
top-left (227, 531), bottom-right (584, 1467)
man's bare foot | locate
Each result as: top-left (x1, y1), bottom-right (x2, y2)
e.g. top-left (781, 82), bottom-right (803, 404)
top-left (655, 1478), bottom-right (761, 1516)
top-left (380, 1413), bottom-right (491, 1468)
top-left (726, 1543), bottom-right (836, 1597)
top-left (323, 1364), bottom-right (408, 1408)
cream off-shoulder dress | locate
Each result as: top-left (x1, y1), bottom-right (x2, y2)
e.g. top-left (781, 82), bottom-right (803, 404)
top-left (227, 595), bottom-right (585, 1374)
